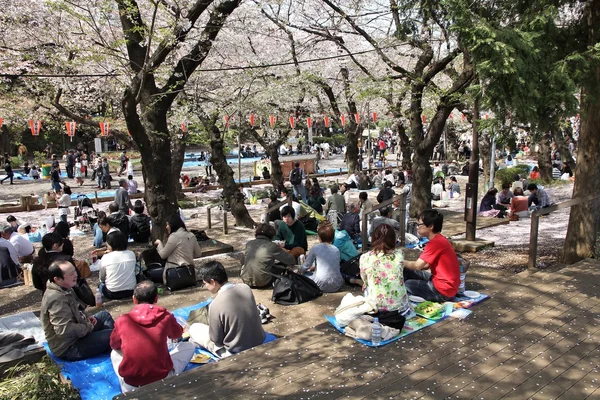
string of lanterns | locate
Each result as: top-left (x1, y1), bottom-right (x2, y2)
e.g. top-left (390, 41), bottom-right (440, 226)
top-left (0, 111), bottom-right (481, 139)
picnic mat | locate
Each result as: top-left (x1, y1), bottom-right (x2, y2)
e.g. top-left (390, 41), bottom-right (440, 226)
top-left (44, 300), bottom-right (277, 400)
top-left (0, 311), bottom-right (45, 352)
top-left (326, 292), bottom-right (490, 347)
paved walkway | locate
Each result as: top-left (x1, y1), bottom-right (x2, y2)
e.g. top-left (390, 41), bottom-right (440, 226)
top-left (118, 260), bottom-right (600, 399)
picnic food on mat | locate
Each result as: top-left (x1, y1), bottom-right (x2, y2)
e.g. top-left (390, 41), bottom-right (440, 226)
top-left (190, 353), bottom-right (212, 364)
top-left (414, 301), bottom-right (444, 319)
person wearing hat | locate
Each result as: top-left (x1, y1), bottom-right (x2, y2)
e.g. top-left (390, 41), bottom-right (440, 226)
top-left (1, 223), bottom-right (34, 263)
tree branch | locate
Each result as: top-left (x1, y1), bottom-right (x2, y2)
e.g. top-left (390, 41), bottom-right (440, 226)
top-left (114, 0), bottom-right (148, 73)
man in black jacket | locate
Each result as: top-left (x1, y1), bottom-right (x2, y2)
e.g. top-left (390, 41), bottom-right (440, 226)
top-left (129, 201), bottom-right (151, 243)
top-left (376, 180), bottom-right (395, 203)
top-left (339, 203), bottom-right (361, 240)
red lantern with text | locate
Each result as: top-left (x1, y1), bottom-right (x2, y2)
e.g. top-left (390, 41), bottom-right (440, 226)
top-left (340, 114), bottom-right (346, 126)
top-left (289, 116), bottom-right (296, 129)
top-left (249, 114), bottom-right (255, 127)
top-left (99, 121), bottom-right (110, 137)
top-left (323, 116), bottom-right (330, 128)
top-left (65, 121), bottom-right (76, 142)
top-left (29, 120), bottom-right (42, 136)
top-left (306, 117), bottom-right (312, 129)
top-left (269, 115), bottom-right (276, 128)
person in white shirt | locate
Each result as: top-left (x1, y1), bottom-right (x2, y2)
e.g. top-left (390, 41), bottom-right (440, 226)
top-left (431, 179), bottom-right (444, 201)
top-left (99, 231), bottom-right (137, 300)
top-left (345, 172), bottom-right (360, 189)
top-left (0, 224), bottom-right (20, 267)
top-left (2, 224), bottom-right (34, 263)
top-left (57, 186), bottom-right (72, 224)
top-left (126, 175), bottom-right (138, 194)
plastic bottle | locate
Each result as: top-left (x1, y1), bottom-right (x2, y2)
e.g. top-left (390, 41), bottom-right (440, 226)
top-left (371, 317), bottom-right (382, 347)
top-left (95, 289), bottom-right (103, 307)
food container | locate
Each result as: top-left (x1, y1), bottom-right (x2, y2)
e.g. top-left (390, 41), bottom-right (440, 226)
top-left (414, 301), bottom-right (444, 319)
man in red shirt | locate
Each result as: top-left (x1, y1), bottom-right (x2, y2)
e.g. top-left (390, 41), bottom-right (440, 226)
top-left (110, 281), bottom-right (195, 393)
top-left (404, 210), bottom-right (460, 302)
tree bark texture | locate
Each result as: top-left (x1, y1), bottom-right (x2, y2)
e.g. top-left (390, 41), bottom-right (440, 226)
top-left (563, 0), bottom-right (600, 263)
top-left (537, 132), bottom-right (553, 181)
top-left (550, 126), bottom-right (576, 171)
top-left (209, 125), bottom-right (255, 228)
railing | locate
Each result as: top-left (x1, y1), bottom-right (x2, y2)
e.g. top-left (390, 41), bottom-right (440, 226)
top-left (204, 199), bottom-right (231, 234)
top-left (360, 193), bottom-right (407, 252)
top-left (528, 192), bottom-right (600, 268)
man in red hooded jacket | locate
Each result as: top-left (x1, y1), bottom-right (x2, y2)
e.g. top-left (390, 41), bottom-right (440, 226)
top-left (110, 281), bottom-right (195, 393)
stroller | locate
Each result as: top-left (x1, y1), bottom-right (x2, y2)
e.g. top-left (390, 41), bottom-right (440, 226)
top-left (74, 194), bottom-right (98, 231)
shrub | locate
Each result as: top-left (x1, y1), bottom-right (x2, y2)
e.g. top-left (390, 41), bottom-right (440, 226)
top-left (0, 356), bottom-right (81, 399)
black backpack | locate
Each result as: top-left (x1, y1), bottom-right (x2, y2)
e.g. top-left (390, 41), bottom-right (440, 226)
top-left (290, 168), bottom-right (302, 185)
top-left (271, 270), bottom-right (322, 305)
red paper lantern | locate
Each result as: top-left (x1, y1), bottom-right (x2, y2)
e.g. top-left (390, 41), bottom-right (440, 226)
top-left (354, 113), bottom-right (360, 124)
top-left (421, 115), bottom-right (426, 123)
top-left (180, 122), bottom-right (188, 132)
top-left (224, 115), bottom-right (230, 128)
top-left (0, 118), bottom-right (3, 129)
top-left (323, 116), bottom-right (330, 127)
top-left (29, 120), bottom-right (42, 136)
top-left (269, 115), bottom-right (276, 128)
top-left (485, 114), bottom-right (489, 120)
top-left (340, 115), bottom-right (346, 126)
top-left (65, 121), bottom-right (76, 142)
top-left (289, 116), bottom-right (296, 129)
top-left (307, 117), bottom-right (312, 129)
top-left (372, 112), bottom-right (377, 123)
top-left (99, 121), bottom-right (110, 136)
top-left (249, 114), bottom-right (255, 127)
top-left (461, 113), bottom-right (466, 122)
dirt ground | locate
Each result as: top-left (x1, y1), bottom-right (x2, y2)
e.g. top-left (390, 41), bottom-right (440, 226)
top-left (0, 151), bottom-right (574, 337)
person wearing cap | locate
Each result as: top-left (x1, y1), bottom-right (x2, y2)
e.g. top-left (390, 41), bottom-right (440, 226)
top-left (1, 223), bottom-right (34, 263)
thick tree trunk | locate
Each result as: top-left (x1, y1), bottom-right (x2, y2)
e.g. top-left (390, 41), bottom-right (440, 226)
top-left (392, 120), bottom-right (412, 170)
top-left (550, 126), bottom-right (576, 171)
top-left (135, 116), bottom-right (180, 241)
top-left (563, 2), bottom-right (600, 263)
top-left (266, 142), bottom-right (284, 190)
top-left (345, 123), bottom-right (362, 173)
top-left (537, 132), bottom-right (553, 181)
top-left (209, 125), bottom-right (255, 228)
top-left (411, 152), bottom-right (433, 217)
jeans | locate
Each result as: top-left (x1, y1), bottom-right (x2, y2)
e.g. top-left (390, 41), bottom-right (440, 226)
top-left (292, 184), bottom-right (306, 201)
top-left (100, 283), bottom-right (134, 300)
top-left (403, 269), bottom-right (454, 303)
top-left (59, 310), bottom-right (114, 361)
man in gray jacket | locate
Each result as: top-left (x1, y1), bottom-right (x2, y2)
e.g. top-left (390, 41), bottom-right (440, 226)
top-left (189, 261), bottom-right (265, 358)
top-left (114, 179), bottom-right (132, 214)
top-left (241, 223), bottom-right (295, 288)
top-left (41, 260), bottom-right (114, 360)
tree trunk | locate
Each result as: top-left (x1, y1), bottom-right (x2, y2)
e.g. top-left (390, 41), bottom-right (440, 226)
top-left (479, 131), bottom-right (491, 188)
top-left (411, 152), bottom-right (433, 217)
top-left (209, 124), bottom-right (255, 228)
top-left (134, 116), bottom-right (180, 241)
top-left (550, 126), bottom-right (576, 171)
top-left (171, 134), bottom-right (187, 200)
top-left (563, 0), bottom-right (600, 263)
top-left (537, 132), bottom-right (553, 181)
top-left (345, 123), bottom-right (362, 173)
top-left (266, 142), bottom-right (284, 190)
top-left (392, 120), bottom-right (412, 170)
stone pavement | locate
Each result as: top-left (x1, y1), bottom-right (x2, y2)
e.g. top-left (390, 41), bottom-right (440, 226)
top-left (118, 259), bottom-right (600, 399)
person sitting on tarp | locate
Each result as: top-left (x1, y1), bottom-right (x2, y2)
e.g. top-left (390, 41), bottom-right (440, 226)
top-left (274, 206), bottom-right (308, 260)
top-left (189, 261), bottom-right (265, 358)
top-left (41, 260), bottom-right (114, 361)
top-left (403, 210), bottom-right (460, 302)
top-left (298, 222), bottom-right (343, 293)
top-left (241, 223), bottom-right (295, 288)
top-left (110, 281), bottom-right (194, 393)
top-left (339, 203), bottom-right (361, 240)
top-left (129, 201), bottom-right (151, 243)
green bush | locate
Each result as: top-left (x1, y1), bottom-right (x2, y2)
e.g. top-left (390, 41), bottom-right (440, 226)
top-left (0, 356), bottom-right (81, 399)
top-left (313, 134), bottom-right (345, 147)
top-left (496, 164), bottom-right (532, 186)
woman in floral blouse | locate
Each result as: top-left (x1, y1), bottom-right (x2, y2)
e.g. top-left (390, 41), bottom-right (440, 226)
top-left (359, 223), bottom-right (410, 313)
